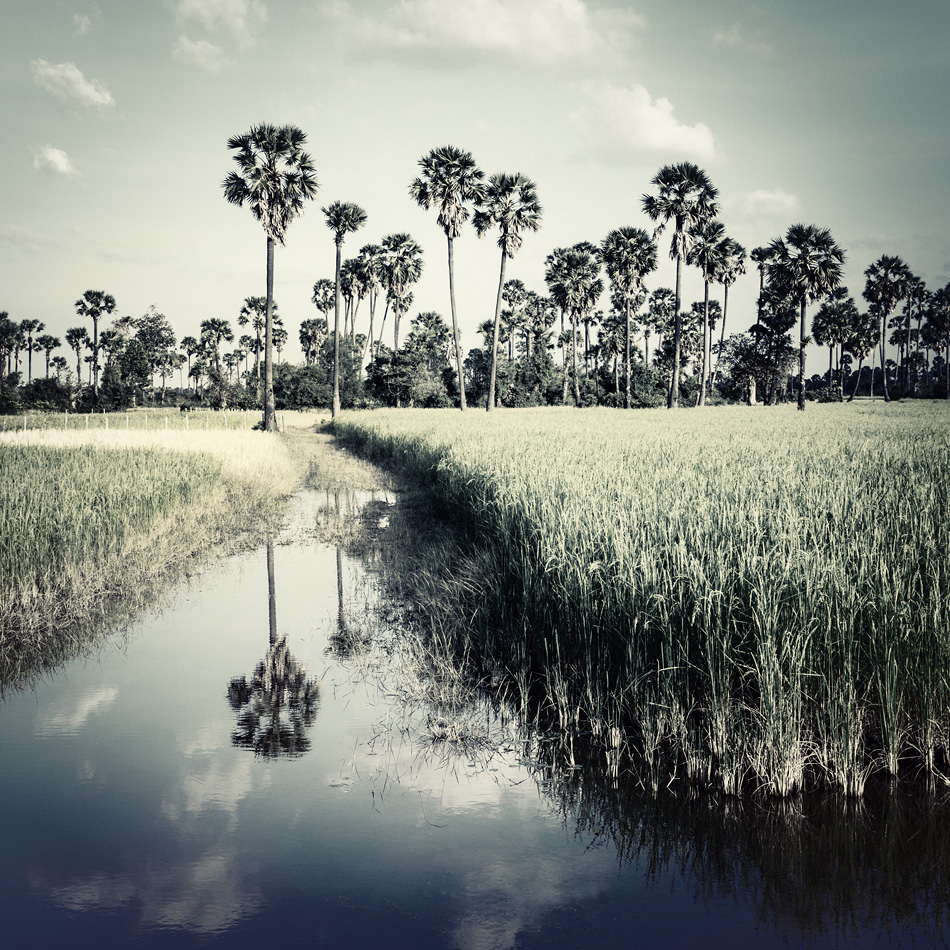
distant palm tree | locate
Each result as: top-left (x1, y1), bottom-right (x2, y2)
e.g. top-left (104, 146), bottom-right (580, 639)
top-left (642, 163), bottom-right (719, 408)
top-left (599, 227), bottom-right (657, 408)
top-left (474, 173), bottom-right (542, 411)
top-left (844, 306), bottom-right (880, 401)
top-left (410, 145), bottom-right (485, 411)
top-left (238, 296), bottom-right (274, 401)
top-left (863, 255), bottom-right (913, 403)
top-left (686, 220), bottom-right (727, 405)
top-left (19, 319), bottom-right (43, 383)
top-left (323, 200), bottom-right (368, 417)
top-left (200, 317), bottom-right (234, 405)
top-left (74, 291), bottom-right (116, 395)
top-left (299, 318), bottom-right (327, 366)
top-left (766, 224), bottom-right (846, 411)
top-left (709, 238), bottom-right (746, 393)
top-left (36, 334), bottom-right (61, 377)
top-left (356, 245), bottom-right (385, 368)
top-left (812, 287), bottom-right (858, 397)
top-left (65, 326), bottom-right (90, 388)
top-left (223, 123), bottom-right (318, 431)
top-left (379, 233), bottom-right (424, 354)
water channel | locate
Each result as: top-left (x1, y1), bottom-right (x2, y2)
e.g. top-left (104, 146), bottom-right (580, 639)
top-left (2, 487), bottom-right (948, 949)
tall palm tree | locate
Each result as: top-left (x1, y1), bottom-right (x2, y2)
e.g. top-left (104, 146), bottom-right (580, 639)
top-left (323, 200), bottom-right (368, 417)
top-left (863, 255), bottom-right (913, 403)
top-left (357, 244), bottom-right (385, 368)
top-left (812, 287), bottom-right (858, 398)
top-left (474, 173), bottom-right (542, 411)
top-left (65, 326), bottom-right (90, 387)
top-left (766, 224), bottom-right (846, 411)
top-left (642, 162), bottom-right (719, 408)
top-left (410, 145), bottom-right (485, 411)
top-left (599, 227), bottom-right (657, 409)
top-left (223, 123), bottom-right (318, 431)
top-left (74, 290), bottom-right (116, 396)
top-left (844, 307), bottom-right (881, 401)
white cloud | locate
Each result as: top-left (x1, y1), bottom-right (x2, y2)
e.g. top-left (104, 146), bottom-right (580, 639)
top-left (173, 35), bottom-right (232, 72)
top-left (32, 145), bottom-right (79, 177)
top-left (172, 0), bottom-right (268, 48)
top-left (712, 22), bottom-right (772, 56)
top-left (30, 59), bottom-right (115, 110)
top-left (571, 82), bottom-right (716, 163)
top-left (37, 687), bottom-right (118, 735)
top-left (740, 188), bottom-right (800, 219)
top-left (322, 0), bottom-right (643, 67)
top-left (73, 13), bottom-right (92, 35)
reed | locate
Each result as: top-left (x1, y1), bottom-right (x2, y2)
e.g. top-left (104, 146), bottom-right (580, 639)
top-left (0, 421), bottom-right (302, 688)
top-left (334, 402), bottom-right (950, 795)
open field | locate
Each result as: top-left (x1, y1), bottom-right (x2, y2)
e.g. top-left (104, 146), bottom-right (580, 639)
top-left (0, 415), bottom-right (310, 689)
top-left (333, 403), bottom-right (950, 796)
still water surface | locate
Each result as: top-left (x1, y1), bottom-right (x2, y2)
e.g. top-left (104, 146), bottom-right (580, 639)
top-left (1, 490), bottom-right (948, 949)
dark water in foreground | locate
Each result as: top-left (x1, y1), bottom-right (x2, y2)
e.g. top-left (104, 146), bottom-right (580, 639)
top-left (1, 491), bottom-right (948, 949)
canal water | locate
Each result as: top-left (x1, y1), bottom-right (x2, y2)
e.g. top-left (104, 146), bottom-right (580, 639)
top-left (1, 489), bottom-right (948, 949)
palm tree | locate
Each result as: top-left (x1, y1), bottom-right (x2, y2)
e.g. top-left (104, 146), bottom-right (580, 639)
top-left (200, 317), bottom-right (234, 405)
top-left (223, 123), bottom-right (318, 431)
top-left (812, 287), bottom-right (858, 398)
top-left (323, 200), bottom-right (368, 417)
top-left (766, 224), bottom-right (846, 410)
top-left (299, 318), bottom-right (327, 366)
top-left (379, 233), bottom-right (424, 354)
top-left (844, 307), bottom-right (881, 401)
top-left (863, 255), bottom-right (913, 403)
top-left (19, 319), bottom-right (44, 384)
top-left (357, 245), bottom-right (385, 368)
top-left (65, 326), bottom-right (89, 388)
top-left (410, 145), bottom-right (485, 411)
top-left (474, 173), bottom-right (542, 411)
top-left (599, 227), bottom-right (657, 408)
top-left (709, 238), bottom-right (746, 393)
top-left (36, 334), bottom-right (61, 377)
top-left (74, 290), bottom-right (116, 395)
top-left (642, 162), bottom-right (719, 408)
top-left (685, 219), bottom-right (726, 405)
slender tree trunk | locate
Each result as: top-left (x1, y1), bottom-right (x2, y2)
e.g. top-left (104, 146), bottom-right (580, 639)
top-left (711, 283), bottom-right (730, 393)
top-left (376, 299), bottom-right (390, 361)
top-left (699, 280), bottom-right (710, 406)
top-left (572, 311), bottom-right (580, 406)
top-left (332, 238), bottom-right (343, 418)
top-left (798, 298), bottom-right (807, 411)
top-left (447, 237), bottom-right (467, 411)
top-left (847, 357), bottom-right (864, 402)
top-left (624, 292), bottom-right (632, 409)
top-left (669, 251), bottom-right (683, 409)
top-left (361, 291), bottom-right (377, 369)
top-left (487, 251), bottom-right (508, 412)
top-left (880, 308), bottom-right (891, 403)
top-left (264, 236), bottom-right (277, 431)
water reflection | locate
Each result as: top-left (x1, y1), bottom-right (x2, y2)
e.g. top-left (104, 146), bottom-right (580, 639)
top-left (226, 537), bottom-right (320, 758)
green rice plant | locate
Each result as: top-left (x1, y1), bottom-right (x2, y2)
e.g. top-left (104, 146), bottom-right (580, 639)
top-left (334, 402), bottom-right (950, 796)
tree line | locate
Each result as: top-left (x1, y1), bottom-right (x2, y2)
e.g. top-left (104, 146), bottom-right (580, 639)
top-left (3, 129), bottom-right (948, 416)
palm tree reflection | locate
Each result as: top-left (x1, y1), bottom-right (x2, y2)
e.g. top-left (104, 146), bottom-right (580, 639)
top-left (227, 538), bottom-right (320, 758)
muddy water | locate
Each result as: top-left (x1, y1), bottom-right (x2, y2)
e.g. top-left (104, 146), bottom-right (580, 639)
top-left (1, 489), bottom-right (947, 949)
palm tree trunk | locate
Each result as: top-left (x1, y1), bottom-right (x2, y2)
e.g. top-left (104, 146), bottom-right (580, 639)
top-left (332, 239), bottom-right (342, 418)
top-left (847, 357), bottom-right (864, 402)
top-left (572, 312), bottom-right (580, 406)
top-left (880, 308), bottom-right (891, 403)
top-left (711, 283), bottom-right (730, 393)
top-left (624, 292), bottom-right (632, 409)
top-left (264, 236), bottom-right (277, 431)
top-left (699, 280), bottom-right (710, 406)
top-left (447, 237), bottom-right (467, 411)
top-left (669, 252), bottom-right (682, 409)
top-left (376, 300), bottom-right (390, 361)
top-left (487, 251), bottom-right (507, 412)
top-left (798, 298), bottom-right (807, 411)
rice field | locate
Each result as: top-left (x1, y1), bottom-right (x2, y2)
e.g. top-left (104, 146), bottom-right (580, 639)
top-left (333, 402), bottom-right (950, 796)
top-left (0, 416), bottom-right (305, 688)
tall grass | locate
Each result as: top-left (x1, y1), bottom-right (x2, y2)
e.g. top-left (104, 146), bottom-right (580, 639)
top-left (0, 420), bottom-right (303, 689)
top-left (334, 403), bottom-right (950, 796)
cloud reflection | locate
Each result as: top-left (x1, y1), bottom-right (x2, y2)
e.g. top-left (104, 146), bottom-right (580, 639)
top-left (36, 686), bottom-right (118, 736)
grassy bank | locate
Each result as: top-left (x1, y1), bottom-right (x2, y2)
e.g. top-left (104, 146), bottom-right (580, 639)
top-left (333, 403), bottom-right (950, 796)
top-left (0, 418), bottom-right (305, 689)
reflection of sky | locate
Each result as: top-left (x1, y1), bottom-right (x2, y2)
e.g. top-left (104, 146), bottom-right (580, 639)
top-left (2, 489), bottom-right (922, 948)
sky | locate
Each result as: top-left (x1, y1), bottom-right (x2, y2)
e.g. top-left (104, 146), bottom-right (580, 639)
top-left (3, 0), bottom-right (949, 367)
